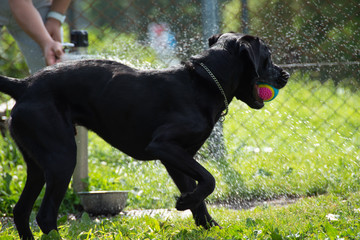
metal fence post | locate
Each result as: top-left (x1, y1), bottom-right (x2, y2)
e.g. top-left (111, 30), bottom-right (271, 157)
top-left (201, 0), bottom-right (220, 43)
top-left (67, 0), bottom-right (80, 32)
top-left (201, 0), bottom-right (226, 160)
top-left (241, 0), bottom-right (249, 34)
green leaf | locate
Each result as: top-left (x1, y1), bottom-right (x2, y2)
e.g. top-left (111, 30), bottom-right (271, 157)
top-left (81, 212), bottom-right (92, 225)
top-left (245, 217), bottom-right (257, 228)
top-left (57, 215), bottom-right (68, 225)
top-left (270, 228), bottom-right (283, 240)
top-left (322, 222), bottom-right (339, 238)
top-left (40, 230), bottom-right (61, 240)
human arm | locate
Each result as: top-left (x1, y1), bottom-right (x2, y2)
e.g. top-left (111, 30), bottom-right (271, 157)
top-left (45, 0), bottom-right (72, 42)
top-left (8, 0), bottom-right (70, 66)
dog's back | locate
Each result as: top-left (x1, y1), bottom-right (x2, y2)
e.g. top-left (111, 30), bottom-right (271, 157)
top-left (1, 59), bottom-right (206, 160)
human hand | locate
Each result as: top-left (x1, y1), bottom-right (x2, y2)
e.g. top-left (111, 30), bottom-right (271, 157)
top-left (43, 18), bottom-right (64, 65)
top-left (43, 39), bottom-right (64, 66)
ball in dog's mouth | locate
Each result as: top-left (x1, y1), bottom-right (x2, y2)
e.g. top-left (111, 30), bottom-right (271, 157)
top-left (252, 84), bottom-right (265, 109)
top-left (254, 84), bottom-right (264, 103)
top-left (257, 82), bottom-right (279, 102)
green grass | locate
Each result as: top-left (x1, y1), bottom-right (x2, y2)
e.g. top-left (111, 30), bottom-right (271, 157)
top-left (1, 192), bottom-right (360, 239)
top-left (0, 71), bottom-right (359, 238)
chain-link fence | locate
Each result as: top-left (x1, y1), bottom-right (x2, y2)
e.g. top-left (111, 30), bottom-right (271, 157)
top-left (0, 0), bottom-right (359, 166)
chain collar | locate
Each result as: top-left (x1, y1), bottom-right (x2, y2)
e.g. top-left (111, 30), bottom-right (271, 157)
top-left (199, 63), bottom-right (229, 120)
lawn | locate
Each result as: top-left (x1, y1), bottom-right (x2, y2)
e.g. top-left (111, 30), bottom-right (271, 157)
top-left (0, 70), bottom-right (359, 238)
top-left (1, 192), bottom-right (360, 239)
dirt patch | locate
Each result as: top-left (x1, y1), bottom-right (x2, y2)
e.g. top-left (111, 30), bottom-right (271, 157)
top-left (125, 208), bottom-right (192, 220)
top-left (0, 197), bottom-right (300, 227)
top-left (121, 197), bottom-right (300, 220)
top-left (210, 196), bottom-right (300, 210)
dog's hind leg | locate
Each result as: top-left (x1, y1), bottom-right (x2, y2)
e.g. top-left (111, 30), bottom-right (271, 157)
top-left (163, 164), bottom-right (220, 229)
top-left (35, 150), bottom-right (76, 234)
top-left (10, 104), bottom-right (77, 236)
top-left (13, 152), bottom-right (45, 240)
top-left (34, 128), bottom-right (77, 234)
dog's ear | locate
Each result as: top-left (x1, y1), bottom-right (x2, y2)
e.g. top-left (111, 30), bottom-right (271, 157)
top-left (240, 35), bottom-right (258, 43)
top-left (238, 36), bottom-right (261, 79)
top-left (208, 34), bottom-right (222, 47)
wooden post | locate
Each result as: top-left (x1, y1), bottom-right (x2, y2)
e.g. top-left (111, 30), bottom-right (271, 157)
top-left (67, 30), bottom-right (89, 193)
top-left (73, 126), bottom-right (88, 192)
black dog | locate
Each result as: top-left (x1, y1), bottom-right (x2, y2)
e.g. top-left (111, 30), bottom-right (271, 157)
top-left (0, 33), bottom-right (289, 239)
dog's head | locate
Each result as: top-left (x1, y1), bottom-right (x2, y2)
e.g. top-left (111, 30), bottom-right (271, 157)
top-left (209, 33), bottom-right (290, 109)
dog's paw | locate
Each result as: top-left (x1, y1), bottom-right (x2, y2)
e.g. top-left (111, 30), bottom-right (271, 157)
top-left (175, 193), bottom-right (201, 211)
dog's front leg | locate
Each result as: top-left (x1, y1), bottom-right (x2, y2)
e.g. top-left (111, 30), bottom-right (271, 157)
top-left (163, 164), bottom-right (220, 229)
top-left (146, 141), bottom-right (215, 211)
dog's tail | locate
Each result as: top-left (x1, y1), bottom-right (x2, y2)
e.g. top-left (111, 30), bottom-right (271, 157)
top-left (0, 75), bottom-right (27, 100)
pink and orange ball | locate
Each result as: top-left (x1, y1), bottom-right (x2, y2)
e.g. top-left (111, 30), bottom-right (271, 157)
top-left (257, 82), bottom-right (279, 102)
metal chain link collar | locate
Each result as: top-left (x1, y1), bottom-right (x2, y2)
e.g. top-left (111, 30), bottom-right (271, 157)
top-left (199, 62), bottom-right (229, 120)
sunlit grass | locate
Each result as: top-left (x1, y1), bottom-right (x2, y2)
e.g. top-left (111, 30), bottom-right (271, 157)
top-left (2, 192), bottom-right (360, 239)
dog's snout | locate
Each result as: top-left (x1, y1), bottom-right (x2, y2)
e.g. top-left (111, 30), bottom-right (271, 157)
top-left (281, 70), bottom-right (290, 81)
top-left (275, 65), bottom-right (289, 88)
top-left (273, 71), bottom-right (288, 90)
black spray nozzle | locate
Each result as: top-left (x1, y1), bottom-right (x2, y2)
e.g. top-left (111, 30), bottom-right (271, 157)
top-left (70, 30), bottom-right (89, 47)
